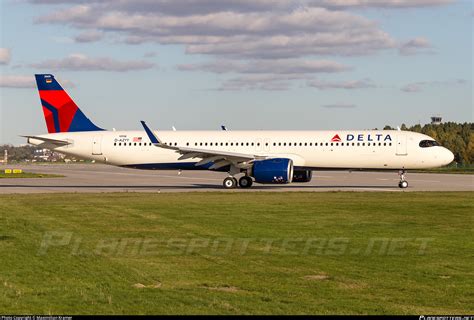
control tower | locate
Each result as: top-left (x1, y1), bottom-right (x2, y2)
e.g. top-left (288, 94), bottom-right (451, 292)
top-left (430, 116), bottom-right (442, 125)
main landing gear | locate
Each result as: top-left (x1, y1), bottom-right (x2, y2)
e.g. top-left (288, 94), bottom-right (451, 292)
top-left (238, 176), bottom-right (253, 188)
top-left (398, 170), bottom-right (408, 189)
top-left (223, 176), bottom-right (238, 189)
top-left (222, 176), bottom-right (253, 189)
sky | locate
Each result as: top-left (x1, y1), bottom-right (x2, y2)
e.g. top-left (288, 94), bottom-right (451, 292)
top-left (0, 0), bottom-right (472, 145)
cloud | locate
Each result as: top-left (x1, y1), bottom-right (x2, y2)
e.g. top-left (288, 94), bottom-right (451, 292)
top-left (35, 6), bottom-right (397, 59)
top-left (29, 0), bottom-right (454, 90)
top-left (401, 79), bottom-right (466, 93)
top-left (30, 53), bottom-right (155, 72)
top-left (74, 30), bottom-right (103, 43)
top-left (143, 51), bottom-right (158, 58)
top-left (178, 59), bottom-right (350, 74)
top-left (0, 75), bottom-right (74, 89)
top-left (322, 103), bottom-right (357, 109)
top-left (399, 37), bottom-right (433, 55)
top-left (317, 0), bottom-right (453, 9)
top-left (29, 0), bottom-right (454, 13)
top-left (216, 74), bottom-right (310, 91)
top-left (401, 83), bottom-right (423, 93)
top-left (307, 78), bottom-right (376, 90)
top-left (0, 48), bottom-right (11, 65)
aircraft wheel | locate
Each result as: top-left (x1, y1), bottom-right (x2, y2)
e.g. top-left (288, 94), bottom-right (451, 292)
top-left (399, 180), bottom-right (408, 189)
top-left (223, 177), bottom-right (238, 189)
top-left (239, 176), bottom-right (253, 188)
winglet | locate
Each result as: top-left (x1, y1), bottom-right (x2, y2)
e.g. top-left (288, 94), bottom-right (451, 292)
top-left (140, 121), bottom-right (162, 145)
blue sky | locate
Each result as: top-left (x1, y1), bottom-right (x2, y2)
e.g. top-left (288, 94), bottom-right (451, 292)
top-left (0, 0), bottom-right (472, 145)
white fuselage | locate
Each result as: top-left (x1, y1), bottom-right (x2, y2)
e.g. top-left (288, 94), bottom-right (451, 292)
top-left (28, 130), bottom-right (454, 170)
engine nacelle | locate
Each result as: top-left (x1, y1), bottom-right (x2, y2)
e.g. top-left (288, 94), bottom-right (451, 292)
top-left (252, 158), bottom-right (293, 184)
top-left (293, 170), bottom-right (312, 183)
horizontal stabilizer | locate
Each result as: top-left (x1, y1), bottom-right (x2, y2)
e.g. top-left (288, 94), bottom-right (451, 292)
top-left (22, 135), bottom-right (71, 146)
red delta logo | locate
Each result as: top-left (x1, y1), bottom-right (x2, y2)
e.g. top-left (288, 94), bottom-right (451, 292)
top-left (331, 134), bottom-right (342, 142)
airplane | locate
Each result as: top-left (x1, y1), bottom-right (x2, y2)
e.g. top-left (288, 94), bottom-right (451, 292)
top-left (25, 74), bottom-right (455, 189)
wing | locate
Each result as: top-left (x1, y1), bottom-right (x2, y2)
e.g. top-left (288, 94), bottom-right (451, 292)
top-left (140, 121), bottom-right (266, 169)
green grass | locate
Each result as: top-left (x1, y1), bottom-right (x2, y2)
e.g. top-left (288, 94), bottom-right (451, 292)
top-left (414, 164), bottom-right (474, 174)
top-left (0, 192), bottom-right (472, 315)
top-left (0, 172), bottom-right (63, 179)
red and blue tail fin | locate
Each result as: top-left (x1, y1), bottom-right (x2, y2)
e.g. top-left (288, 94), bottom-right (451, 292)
top-left (35, 74), bottom-right (103, 133)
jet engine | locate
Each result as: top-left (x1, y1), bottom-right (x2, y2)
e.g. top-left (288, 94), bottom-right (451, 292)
top-left (292, 170), bottom-right (312, 183)
top-left (251, 158), bottom-right (293, 184)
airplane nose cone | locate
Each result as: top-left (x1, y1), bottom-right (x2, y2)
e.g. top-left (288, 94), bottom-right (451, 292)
top-left (443, 148), bottom-right (455, 165)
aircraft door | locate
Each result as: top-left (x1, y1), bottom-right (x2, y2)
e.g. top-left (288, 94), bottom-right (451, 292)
top-left (396, 135), bottom-right (407, 155)
top-left (92, 135), bottom-right (103, 155)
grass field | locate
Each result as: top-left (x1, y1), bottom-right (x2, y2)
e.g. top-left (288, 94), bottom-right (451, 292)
top-left (415, 167), bottom-right (474, 174)
top-left (0, 172), bottom-right (63, 179)
top-left (0, 192), bottom-right (472, 315)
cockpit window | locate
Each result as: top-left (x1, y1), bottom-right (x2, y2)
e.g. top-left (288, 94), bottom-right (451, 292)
top-left (419, 140), bottom-right (440, 148)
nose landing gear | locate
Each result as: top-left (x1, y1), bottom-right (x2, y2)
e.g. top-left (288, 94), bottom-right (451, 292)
top-left (398, 170), bottom-right (408, 189)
